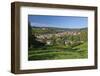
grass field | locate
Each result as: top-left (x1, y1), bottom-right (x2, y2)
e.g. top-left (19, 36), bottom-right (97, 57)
top-left (28, 42), bottom-right (88, 60)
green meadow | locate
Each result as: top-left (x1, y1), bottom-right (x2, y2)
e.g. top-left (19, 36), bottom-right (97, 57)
top-left (28, 42), bottom-right (88, 60)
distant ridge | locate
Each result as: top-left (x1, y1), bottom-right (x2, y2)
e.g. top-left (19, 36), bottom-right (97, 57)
top-left (32, 26), bottom-right (87, 32)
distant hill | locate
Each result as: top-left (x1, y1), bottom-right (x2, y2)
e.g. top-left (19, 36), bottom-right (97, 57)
top-left (80, 27), bottom-right (88, 31)
top-left (32, 26), bottom-right (87, 32)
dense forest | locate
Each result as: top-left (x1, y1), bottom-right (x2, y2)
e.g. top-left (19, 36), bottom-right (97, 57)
top-left (28, 22), bottom-right (88, 60)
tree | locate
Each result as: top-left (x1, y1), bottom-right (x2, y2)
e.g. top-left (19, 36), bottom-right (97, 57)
top-left (28, 22), bottom-right (46, 48)
top-left (73, 35), bottom-right (80, 42)
top-left (80, 31), bottom-right (87, 41)
top-left (51, 35), bottom-right (57, 46)
top-left (28, 22), bottom-right (33, 48)
top-left (68, 35), bottom-right (74, 41)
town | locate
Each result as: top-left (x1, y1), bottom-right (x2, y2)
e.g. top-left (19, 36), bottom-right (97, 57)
top-left (35, 31), bottom-right (81, 46)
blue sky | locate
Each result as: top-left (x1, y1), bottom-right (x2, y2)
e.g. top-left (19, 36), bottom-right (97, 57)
top-left (28, 15), bottom-right (88, 28)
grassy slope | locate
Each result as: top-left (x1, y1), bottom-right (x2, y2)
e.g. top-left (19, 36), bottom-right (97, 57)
top-left (28, 42), bottom-right (88, 60)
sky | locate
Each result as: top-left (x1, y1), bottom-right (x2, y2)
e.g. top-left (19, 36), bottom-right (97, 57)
top-left (28, 15), bottom-right (88, 28)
